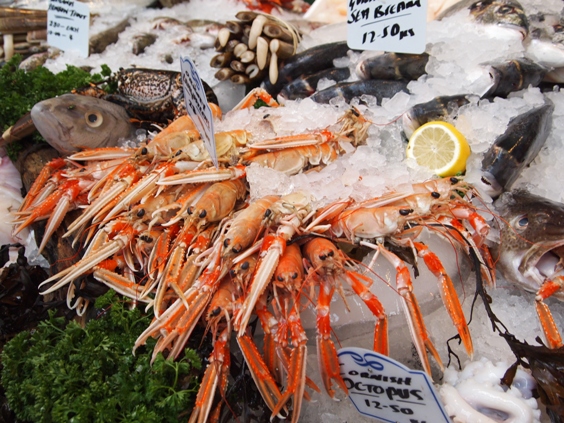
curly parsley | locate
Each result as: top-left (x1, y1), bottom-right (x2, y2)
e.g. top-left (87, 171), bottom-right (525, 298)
top-left (1, 291), bottom-right (201, 423)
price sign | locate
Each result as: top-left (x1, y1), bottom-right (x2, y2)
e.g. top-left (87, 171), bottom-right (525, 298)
top-left (47, 0), bottom-right (89, 57)
top-left (338, 347), bottom-right (451, 423)
top-left (180, 56), bottom-right (218, 168)
top-left (347, 0), bottom-right (427, 53)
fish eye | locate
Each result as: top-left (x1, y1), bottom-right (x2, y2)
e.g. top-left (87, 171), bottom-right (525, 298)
top-left (497, 5), bottom-right (514, 15)
top-left (514, 214), bottom-right (528, 230)
top-left (85, 111), bottom-right (103, 128)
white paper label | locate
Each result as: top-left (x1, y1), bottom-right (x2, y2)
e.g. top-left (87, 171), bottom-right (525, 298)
top-left (347, 0), bottom-right (427, 53)
top-left (180, 56), bottom-right (218, 168)
top-left (47, 0), bottom-right (89, 58)
top-left (338, 347), bottom-right (451, 423)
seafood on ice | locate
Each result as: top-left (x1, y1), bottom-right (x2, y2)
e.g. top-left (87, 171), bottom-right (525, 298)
top-left (9, 0), bottom-right (564, 421)
top-left (14, 102), bottom-right (497, 421)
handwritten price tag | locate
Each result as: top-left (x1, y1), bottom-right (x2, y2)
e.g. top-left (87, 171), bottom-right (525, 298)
top-left (338, 347), bottom-right (451, 423)
top-left (347, 0), bottom-right (427, 53)
top-left (180, 56), bottom-right (218, 168)
top-left (47, 0), bottom-right (89, 57)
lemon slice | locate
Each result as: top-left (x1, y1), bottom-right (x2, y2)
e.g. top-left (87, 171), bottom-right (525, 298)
top-left (406, 121), bottom-right (471, 177)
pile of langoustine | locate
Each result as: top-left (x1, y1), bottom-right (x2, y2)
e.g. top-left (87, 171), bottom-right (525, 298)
top-left (12, 95), bottom-right (497, 422)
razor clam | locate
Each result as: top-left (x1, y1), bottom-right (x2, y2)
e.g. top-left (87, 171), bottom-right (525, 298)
top-left (262, 41), bottom-right (353, 96)
top-left (278, 66), bottom-right (351, 100)
top-left (356, 52), bottom-right (429, 81)
top-left (437, 0), bottom-right (529, 38)
top-left (402, 94), bottom-right (474, 139)
top-left (480, 102), bottom-right (554, 198)
top-left (0, 7), bottom-right (47, 33)
top-left (310, 79), bottom-right (409, 104)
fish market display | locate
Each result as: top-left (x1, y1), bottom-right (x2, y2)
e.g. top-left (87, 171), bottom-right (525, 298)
top-left (16, 103), bottom-right (494, 420)
top-left (7, 0), bottom-right (564, 421)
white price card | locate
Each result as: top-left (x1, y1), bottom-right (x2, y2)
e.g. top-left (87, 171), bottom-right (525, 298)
top-left (47, 0), bottom-right (89, 58)
top-left (180, 56), bottom-right (218, 168)
top-left (338, 347), bottom-right (451, 423)
top-left (347, 0), bottom-right (427, 53)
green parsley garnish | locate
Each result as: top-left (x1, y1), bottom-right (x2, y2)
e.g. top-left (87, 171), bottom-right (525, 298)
top-left (1, 290), bottom-right (201, 423)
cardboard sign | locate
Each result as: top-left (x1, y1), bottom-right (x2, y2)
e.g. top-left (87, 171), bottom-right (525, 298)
top-left (347, 0), bottom-right (427, 53)
top-left (338, 347), bottom-right (451, 423)
top-left (180, 56), bottom-right (218, 168)
top-left (47, 0), bottom-right (89, 58)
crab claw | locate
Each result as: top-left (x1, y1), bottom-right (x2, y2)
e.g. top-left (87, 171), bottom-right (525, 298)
top-left (18, 157), bottom-right (66, 213)
top-left (231, 87), bottom-right (279, 110)
top-left (535, 276), bottom-right (564, 349)
top-left (236, 233), bottom-right (285, 335)
top-left (157, 164), bottom-right (246, 185)
top-left (93, 267), bottom-right (148, 301)
top-left (68, 147), bottom-right (135, 161)
top-left (379, 246), bottom-right (444, 375)
top-left (188, 327), bottom-right (230, 423)
top-left (346, 271), bottom-right (389, 355)
top-left (316, 279), bottom-right (349, 399)
top-left (414, 242), bottom-right (473, 359)
top-left (237, 333), bottom-right (287, 419)
top-left (38, 236), bottom-right (128, 295)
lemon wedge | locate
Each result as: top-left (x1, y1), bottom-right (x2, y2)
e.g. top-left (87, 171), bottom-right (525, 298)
top-left (406, 121), bottom-right (471, 177)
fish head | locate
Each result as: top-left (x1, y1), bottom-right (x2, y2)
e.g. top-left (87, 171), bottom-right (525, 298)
top-left (493, 190), bottom-right (564, 297)
top-left (525, 14), bottom-right (564, 69)
top-left (31, 94), bottom-right (135, 155)
top-left (469, 0), bottom-right (529, 38)
top-left (438, 0), bottom-right (529, 38)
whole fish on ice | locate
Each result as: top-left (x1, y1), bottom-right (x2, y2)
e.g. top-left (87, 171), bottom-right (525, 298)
top-left (480, 102), bottom-right (553, 198)
top-left (492, 189), bottom-right (564, 349)
top-left (493, 190), bottom-right (564, 299)
top-left (30, 94), bottom-right (137, 155)
top-left (437, 0), bottom-right (529, 38)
